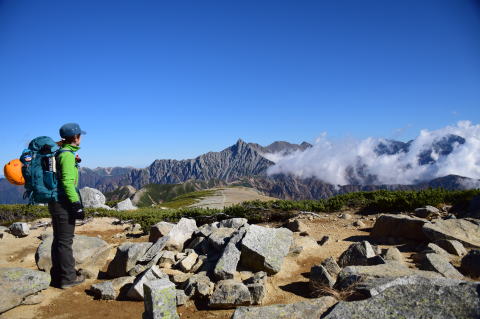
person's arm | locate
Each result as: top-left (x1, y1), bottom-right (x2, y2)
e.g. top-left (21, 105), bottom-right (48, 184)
top-left (58, 151), bottom-right (80, 203)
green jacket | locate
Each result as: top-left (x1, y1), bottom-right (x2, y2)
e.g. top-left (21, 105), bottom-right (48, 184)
top-left (57, 144), bottom-right (80, 203)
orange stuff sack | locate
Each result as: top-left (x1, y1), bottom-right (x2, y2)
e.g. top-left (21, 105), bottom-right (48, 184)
top-left (4, 159), bottom-right (25, 185)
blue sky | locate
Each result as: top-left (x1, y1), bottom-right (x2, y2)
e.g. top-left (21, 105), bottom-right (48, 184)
top-left (1, 0), bottom-right (479, 168)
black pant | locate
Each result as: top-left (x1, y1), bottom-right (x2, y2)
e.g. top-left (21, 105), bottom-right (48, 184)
top-left (48, 200), bottom-right (77, 286)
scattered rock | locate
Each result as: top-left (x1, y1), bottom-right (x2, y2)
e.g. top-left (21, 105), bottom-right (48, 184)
top-left (176, 289), bottom-right (189, 306)
top-left (244, 272), bottom-right (267, 305)
top-left (214, 243), bottom-right (241, 280)
top-left (9, 222), bottom-right (30, 237)
top-left (219, 218), bottom-right (248, 229)
top-left (190, 255), bottom-right (207, 273)
top-left (158, 251), bottom-right (176, 269)
top-left (352, 220), bottom-right (365, 228)
top-left (194, 223), bottom-right (219, 238)
top-left (115, 198), bottom-right (137, 211)
top-left (183, 274), bottom-right (214, 298)
top-left (240, 225), bottom-right (293, 275)
top-left (0, 268), bottom-right (50, 314)
top-left (107, 242), bottom-right (152, 278)
top-left (36, 234), bottom-right (110, 276)
top-left (208, 227), bottom-right (236, 251)
top-left (339, 213), bottom-right (352, 220)
top-left (89, 276), bottom-right (135, 300)
top-left (425, 243), bottom-right (451, 258)
top-left (310, 264), bottom-right (335, 289)
top-left (370, 214), bottom-right (429, 241)
top-left (381, 247), bottom-right (404, 264)
top-left (421, 253), bottom-right (464, 279)
top-left (127, 265), bottom-right (168, 301)
top-left (165, 218), bottom-right (198, 251)
top-left (435, 239), bottom-right (467, 257)
top-left (178, 252), bottom-right (198, 273)
top-left (415, 205), bottom-right (440, 219)
top-left (284, 219), bottom-right (307, 233)
top-left (338, 241), bottom-right (376, 267)
top-left (461, 249), bottom-right (480, 277)
top-left (143, 278), bottom-right (179, 319)
top-left (149, 222), bottom-right (175, 243)
top-left (324, 280), bottom-right (480, 319)
top-left (422, 219), bottom-right (480, 248)
top-left (79, 187), bottom-right (111, 209)
top-left (208, 280), bottom-right (252, 309)
top-left (231, 296), bottom-right (337, 319)
top-left (317, 236), bottom-right (331, 246)
top-left (321, 257), bottom-right (341, 278)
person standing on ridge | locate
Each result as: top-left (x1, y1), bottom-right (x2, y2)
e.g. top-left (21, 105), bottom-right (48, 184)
top-left (49, 123), bottom-right (87, 289)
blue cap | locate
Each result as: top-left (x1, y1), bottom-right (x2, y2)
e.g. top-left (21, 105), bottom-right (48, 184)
top-left (59, 123), bottom-right (87, 138)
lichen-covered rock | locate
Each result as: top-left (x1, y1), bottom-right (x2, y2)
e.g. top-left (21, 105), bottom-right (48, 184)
top-left (232, 296), bottom-right (337, 319)
top-left (240, 225), bottom-right (293, 275)
top-left (461, 249), bottom-right (480, 277)
top-left (422, 219), bottom-right (480, 248)
top-left (0, 268), bottom-right (50, 314)
top-left (435, 239), bottom-right (467, 257)
top-left (36, 234), bottom-right (110, 276)
top-left (208, 280), bottom-right (252, 309)
top-left (165, 218), bottom-right (197, 251)
top-left (208, 227), bottom-right (236, 251)
top-left (370, 214), bottom-right (429, 241)
top-left (324, 281), bottom-right (480, 319)
top-left (127, 266), bottom-right (168, 301)
top-left (214, 243), bottom-right (241, 280)
top-left (107, 242), bottom-right (152, 278)
top-left (9, 222), bottom-right (30, 237)
top-left (149, 222), bottom-right (175, 243)
top-left (338, 241), bottom-right (376, 267)
top-left (143, 278), bottom-right (179, 319)
top-left (89, 276), bottom-right (135, 300)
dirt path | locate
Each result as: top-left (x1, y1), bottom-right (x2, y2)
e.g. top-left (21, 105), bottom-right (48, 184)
top-left (1, 212), bottom-right (416, 319)
top-left (190, 187), bottom-right (276, 209)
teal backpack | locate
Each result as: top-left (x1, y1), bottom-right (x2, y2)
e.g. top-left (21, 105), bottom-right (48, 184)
top-left (20, 136), bottom-right (74, 204)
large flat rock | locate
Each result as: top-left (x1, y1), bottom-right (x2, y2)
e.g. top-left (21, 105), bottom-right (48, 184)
top-left (370, 214), bottom-right (429, 241)
top-left (422, 219), bottom-right (480, 248)
top-left (324, 280), bottom-right (480, 319)
top-left (240, 225), bottom-right (293, 275)
top-left (0, 268), bottom-right (50, 314)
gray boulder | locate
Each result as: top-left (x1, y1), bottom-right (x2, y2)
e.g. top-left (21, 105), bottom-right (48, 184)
top-left (425, 243), bottom-right (451, 257)
top-left (0, 268), bottom-right (50, 314)
top-left (79, 187), bottom-right (111, 209)
top-left (194, 223), bottom-right (219, 237)
top-left (214, 243), bottom-right (241, 280)
top-left (36, 234), bottom-right (110, 276)
top-left (165, 218), bottom-right (197, 251)
top-left (370, 214), bottom-right (429, 241)
top-left (127, 265), bottom-right (168, 301)
top-left (115, 198), bottom-right (137, 211)
top-left (421, 253), bottom-right (464, 279)
top-left (422, 219), bottom-right (480, 248)
top-left (177, 251), bottom-right (198, 273)
top-left (219, 218), bottom-right (248, 229)
top-left (158, 251), bottom-right (176, 269)
top-left (183, 273), bottom-right (214, 298)
top-left (335, 262), bottom-right (441, 289)
top-left (244, 272), bottom-right (267, 305)
top-left (107, 242), bottom-right (152, 278)
top-left (321, 257), bottom-right (341, 277)
top-left (143, 278), bottom-right (179, 319)
top-left (208, 227), bottom-right (236, 251)
top-left (415, 205), bottom-right (440, 218)
top-left (381, 247), bottom-right (404, 263)
top-left (461, 249), bottom-right (480, 277)
top-left (232, 296), bottom-right (337, 319)
top-left (338, 241), bottom-right (376, 267)
top-left (138, 236), bottom-right (169, 264)
top-left (208, 280), bottom-right (252, 309)
top-left (324, 280), bottom-right (480, 319)
top-left (9, 222), bottom-right (30, 237)
top-left (240, 225), bottom-right (293, 275)
top-left (149, 221), bottom-right (175, 243)
top-left (435, 239), bottom-right (467, 256)
top-left (310, 264), bottom-right (335, 289)
top-left (89, 276), bottom-right (135, 300)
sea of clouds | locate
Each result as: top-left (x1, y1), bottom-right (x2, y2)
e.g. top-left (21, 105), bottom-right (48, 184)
top-left (265, 121), bottom-right (480, 186)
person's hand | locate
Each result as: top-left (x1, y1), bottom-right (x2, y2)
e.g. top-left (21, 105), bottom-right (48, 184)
top-left (70, 201), bottom-right (85, 220)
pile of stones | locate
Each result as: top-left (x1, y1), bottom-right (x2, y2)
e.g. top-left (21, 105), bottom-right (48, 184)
top-left (90, 217), bottom-right (294, 318)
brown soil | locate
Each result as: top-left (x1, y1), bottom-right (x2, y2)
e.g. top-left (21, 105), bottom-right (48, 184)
top-left (0, 213), bottom-right (426, 319)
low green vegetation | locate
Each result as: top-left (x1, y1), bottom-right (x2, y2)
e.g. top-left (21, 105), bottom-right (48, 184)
top-left (1, 188), bottom-right (478, 232)
top-left (160, 189), bottom-right (217, 209)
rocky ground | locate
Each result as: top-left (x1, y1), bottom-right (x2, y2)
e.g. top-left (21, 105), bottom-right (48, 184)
top-left (0, 205), bottom-right (479, 319)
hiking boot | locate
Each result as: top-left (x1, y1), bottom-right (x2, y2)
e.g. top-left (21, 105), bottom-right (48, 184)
top-left (60, 274), bottom-right (85, 289)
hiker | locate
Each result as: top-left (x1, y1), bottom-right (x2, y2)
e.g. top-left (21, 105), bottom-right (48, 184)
top-left (49, 123), bottom-right (87, 289)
